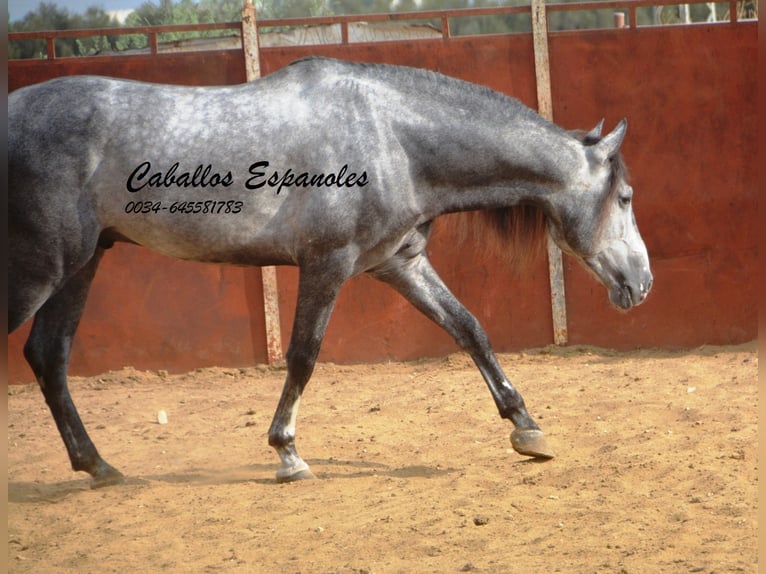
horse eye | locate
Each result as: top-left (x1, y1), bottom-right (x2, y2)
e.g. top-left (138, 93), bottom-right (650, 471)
top-left (619, 195), bottom-right (632, 207)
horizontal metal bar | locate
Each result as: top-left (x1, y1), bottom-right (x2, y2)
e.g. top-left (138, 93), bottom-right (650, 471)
top-left (258, 5), bottom-right (531, 29)
top-left (9, 21), bottom-right (241, 41)
top-left (7, 49), bottom-right (242, 67)
top-left (546, 0), bottom-right (742, 25)
top-left (9, 0), bottom-right (752, 44)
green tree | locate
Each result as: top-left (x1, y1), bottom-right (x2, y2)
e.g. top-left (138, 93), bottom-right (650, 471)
top-left (74, 6), bottom-right (123, 55)
top-left (199, 0), bottom-right (245, 22)
top-left (327, 0), bottom-right (396, 15)
top-left (9, 2), bottom-right (120, 58)
top-left (257, 0), bottom-right (330, 19)
top-left (116, 0), bottom-right (243, 51)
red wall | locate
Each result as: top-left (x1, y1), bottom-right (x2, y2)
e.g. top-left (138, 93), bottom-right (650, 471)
top-left (548, 26), bottom-right (757, 347)
top-left (7, 22), bottom-right (757, 383)
top-left (8, 50), bottom-right (247, 90)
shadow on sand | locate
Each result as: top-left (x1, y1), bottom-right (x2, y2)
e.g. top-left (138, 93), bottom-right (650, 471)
top-left (9, 458), bottom-right (459, 503)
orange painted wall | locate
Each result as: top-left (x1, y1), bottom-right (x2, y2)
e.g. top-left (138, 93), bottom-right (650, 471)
top-left (548, 26), bottom-right (757, 348)
top-left (8, 22), bottom-right (757, 383)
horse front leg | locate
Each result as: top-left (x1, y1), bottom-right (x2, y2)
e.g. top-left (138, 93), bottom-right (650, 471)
top-left (371, 252), bottom-right (554, 460)
top-left (23, 250), bottom-right (125, 487)
top-left (267, 264), bottom-right (344, 483)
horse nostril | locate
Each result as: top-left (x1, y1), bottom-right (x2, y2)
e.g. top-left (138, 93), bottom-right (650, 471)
top-left (636, 277), bottom-right (653, 302)
top-left (623, 284), bottom-right (635, 305)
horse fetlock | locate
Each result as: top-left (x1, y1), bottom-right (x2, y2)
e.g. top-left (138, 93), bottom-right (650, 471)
top-left (499, 402), bottom-right (538, 430)
top-left (267, 429), bottom-right (295, 449)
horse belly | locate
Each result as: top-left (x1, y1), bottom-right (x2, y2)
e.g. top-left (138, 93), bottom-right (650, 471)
top-left (103, 200), bottom-right (295, 266)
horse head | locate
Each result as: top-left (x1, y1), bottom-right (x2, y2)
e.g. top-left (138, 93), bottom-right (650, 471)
top-left (548, 119), bottom-right (653, 310)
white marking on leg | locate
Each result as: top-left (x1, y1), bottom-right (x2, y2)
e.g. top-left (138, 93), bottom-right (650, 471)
top-left (285, 396), bottom-right (300, 438)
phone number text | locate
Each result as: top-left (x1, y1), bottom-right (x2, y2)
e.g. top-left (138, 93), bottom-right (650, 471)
top-left (124, 200), bottom-right (244, 215)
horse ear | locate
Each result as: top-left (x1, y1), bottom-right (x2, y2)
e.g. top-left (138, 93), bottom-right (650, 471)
top-left (591, 118), bottom-right (627, 164)
top-left (585, 118), bottom-right (605, 140)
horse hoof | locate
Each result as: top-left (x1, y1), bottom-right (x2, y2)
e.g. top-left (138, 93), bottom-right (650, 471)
top-left (276, 464), bottom-right (316, 484)
top-left (90, 468), bottom-right (126, 489)
top-left (510, 429), bottom-right (555, 460)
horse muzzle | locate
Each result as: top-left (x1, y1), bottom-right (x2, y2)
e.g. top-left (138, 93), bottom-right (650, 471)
top-left (586, 250), bottom-right (653, 311)
top-left (608, 272), bottom-right (653, 310)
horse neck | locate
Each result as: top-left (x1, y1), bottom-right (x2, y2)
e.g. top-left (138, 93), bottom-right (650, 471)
top-left (408, 111), bottom-right (586, 218)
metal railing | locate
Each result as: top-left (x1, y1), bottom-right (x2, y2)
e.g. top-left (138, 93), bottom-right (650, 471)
top-left (8, 0), bottom-right (754, 60)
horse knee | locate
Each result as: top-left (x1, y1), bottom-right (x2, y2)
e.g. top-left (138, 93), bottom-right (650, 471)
top-left (285, 345), bottom-right (319, 383)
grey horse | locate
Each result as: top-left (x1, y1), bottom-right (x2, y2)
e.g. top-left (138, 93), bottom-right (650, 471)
top-left (8, 57), bottom-right (652, 485)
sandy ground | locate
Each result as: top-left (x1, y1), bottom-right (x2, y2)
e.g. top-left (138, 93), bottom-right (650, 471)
top-left (7, 343), bottom-right (758, 573)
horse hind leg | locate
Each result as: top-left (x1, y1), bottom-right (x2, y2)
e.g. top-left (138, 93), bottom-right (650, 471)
top-left (24, 249), bottom-right (125, 488)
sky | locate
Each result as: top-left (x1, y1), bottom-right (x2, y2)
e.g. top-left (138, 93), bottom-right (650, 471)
top-left (8, 0), bottom-right (148, 22)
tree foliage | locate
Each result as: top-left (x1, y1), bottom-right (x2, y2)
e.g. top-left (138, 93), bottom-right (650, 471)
top-left (9, 2), bottom-right (121, 58)
top-left (117, 0), bottom-right (243, 50)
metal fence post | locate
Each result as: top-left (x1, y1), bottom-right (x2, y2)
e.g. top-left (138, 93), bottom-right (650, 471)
top-left (531, 0), bottom-right (569, 346)
top-left (241, 0), bottom-right (284, 365)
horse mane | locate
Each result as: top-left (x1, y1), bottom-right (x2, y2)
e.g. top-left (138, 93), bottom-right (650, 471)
top-left (449, 204), bottom-right (547, 272)
top-left (449, 129), bottom-right (629, 273)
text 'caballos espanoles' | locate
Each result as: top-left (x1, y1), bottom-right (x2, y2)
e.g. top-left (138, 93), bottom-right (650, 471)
top-left (126, 161), bottom-right (369, 195)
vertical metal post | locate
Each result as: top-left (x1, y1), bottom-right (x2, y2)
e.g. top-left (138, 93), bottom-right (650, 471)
top-left (340, 21), bottom-right (349, 44)
top-left (241, 0), bottom-right (284, 365)
top-left (679, 4), bottom-right (691, 23)
top-left (441, 15), bottom-right (451, 39)
top-left (531, 0), bottom-right (568, 346)
top-left (148, 31), bottom-right (158, 54)
top-left (46, 36), bottom-right (56, 59)
top-left (241, 0), bottom-right (261, 81)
